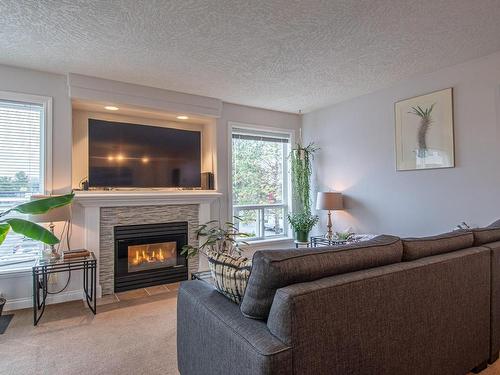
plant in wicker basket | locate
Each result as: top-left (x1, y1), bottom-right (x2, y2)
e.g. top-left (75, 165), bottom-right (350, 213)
top-left (181, 219), bottom-right (250, 258)
top-left (181, 219), bottom-right (252, 304)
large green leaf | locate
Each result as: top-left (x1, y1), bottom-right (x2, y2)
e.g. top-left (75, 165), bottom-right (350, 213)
top-left (0, 223), bottom-right (10, 246)
top-left (13, 193), bottom-right (74, 215)
top-left (5, 218), bottom-right (59, 245)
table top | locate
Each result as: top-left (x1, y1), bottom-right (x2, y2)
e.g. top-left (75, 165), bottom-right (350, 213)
top-left (34, 251), bottom-right (96, 269)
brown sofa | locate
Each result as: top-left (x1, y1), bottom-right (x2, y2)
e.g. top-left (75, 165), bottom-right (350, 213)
top-left (178, 225), bottom-right (500, 375)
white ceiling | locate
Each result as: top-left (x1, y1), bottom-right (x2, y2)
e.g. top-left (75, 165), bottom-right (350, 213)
top-left (1, 0), bottom-right (500, 113)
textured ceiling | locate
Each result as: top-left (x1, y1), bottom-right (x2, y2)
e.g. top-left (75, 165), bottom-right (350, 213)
top-left (1, 0), bottom-right (500, 113)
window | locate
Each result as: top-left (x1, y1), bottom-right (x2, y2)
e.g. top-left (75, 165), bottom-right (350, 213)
top-left (0, 92), bottom-right (51, 265)
top-left (231, 125), bottom-right (291, 241)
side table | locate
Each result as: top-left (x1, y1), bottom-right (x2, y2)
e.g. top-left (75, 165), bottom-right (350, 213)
top-left (191, 270), bottom-right (214, 285)
top-left (32, 252), bottom-right (97, 326)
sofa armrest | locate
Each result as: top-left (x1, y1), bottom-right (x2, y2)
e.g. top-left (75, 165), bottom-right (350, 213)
top-left (267, 247), bottom-right (491, 375)
top-left (177, 280), bottom-right (291, 375)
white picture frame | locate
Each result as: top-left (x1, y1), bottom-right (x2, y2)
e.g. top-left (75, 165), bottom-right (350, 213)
top-left (395, 88), bottom-right (454, 171)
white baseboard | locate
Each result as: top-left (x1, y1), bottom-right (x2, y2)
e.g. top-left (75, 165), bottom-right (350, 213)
top-left (4, 284), bottom-right (103, 312)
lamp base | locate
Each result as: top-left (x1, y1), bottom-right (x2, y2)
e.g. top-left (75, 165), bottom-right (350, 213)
top-left (324, 232), bottom-right (335, 241)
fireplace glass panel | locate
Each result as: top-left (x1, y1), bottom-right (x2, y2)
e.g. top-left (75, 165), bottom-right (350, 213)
top-left (127, 241), bottom-right (177, 272)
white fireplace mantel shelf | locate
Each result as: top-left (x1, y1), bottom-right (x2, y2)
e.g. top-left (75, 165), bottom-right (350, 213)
top-left (74, 190), bottom-right (222, 207)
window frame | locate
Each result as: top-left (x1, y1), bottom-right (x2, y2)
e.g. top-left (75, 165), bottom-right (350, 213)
top-left (0, 91), bottom-right (53, 270)
top-left (0, 90), bottom-right (53, 196)
top-left (228, 121), bottom-right (294, 242)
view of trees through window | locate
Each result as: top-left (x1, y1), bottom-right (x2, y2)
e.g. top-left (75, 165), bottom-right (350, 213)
top-left (232, 129), bottom-right (290, 240)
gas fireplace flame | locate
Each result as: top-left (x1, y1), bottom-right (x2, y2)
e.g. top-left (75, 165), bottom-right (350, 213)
top-left (130, 246), bottom-right (170, 266)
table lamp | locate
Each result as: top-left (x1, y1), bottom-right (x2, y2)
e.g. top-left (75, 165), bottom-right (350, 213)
top-left (29, 195), bottom-right (71, 259)
top-left (316, 191), bottom-right (343, 240)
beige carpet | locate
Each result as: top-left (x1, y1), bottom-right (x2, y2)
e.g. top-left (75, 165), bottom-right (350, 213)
top-left (0, 284), bottom-right (179, 375)
top-left (2, 283), bottom-right (500, 375)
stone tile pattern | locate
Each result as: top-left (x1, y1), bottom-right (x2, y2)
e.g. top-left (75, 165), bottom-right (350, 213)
top-left (100, 204), bottom-right (199, 295)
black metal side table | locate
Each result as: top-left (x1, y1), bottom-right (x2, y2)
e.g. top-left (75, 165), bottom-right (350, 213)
top-left (32, 252), bottom-right (97, 326)
top-left (191, 270), bottom-right (214, 285)
top-left (310, 236), bottom-right (348, 247)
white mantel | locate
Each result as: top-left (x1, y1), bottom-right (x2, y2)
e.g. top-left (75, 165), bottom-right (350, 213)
top-left (73, 190), bottom-right (221, 297)
top-left (74, 190), bottom-right (222, 207)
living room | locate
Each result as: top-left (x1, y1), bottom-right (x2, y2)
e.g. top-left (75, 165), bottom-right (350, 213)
top-left (0, 1), bottom-right (500, 374)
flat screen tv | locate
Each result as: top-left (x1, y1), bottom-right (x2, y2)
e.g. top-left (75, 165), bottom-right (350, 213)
top-left (88, 119), bottom-right (201, 188)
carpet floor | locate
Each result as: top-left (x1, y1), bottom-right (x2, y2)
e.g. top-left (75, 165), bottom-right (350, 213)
top-left (2, 283), bottom-right (500, 375)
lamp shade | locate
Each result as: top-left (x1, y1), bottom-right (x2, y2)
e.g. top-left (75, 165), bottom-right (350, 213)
top-left (28, 195), bottom-right (71, 223)
top-left (316, 192), bottom-right (343, 211)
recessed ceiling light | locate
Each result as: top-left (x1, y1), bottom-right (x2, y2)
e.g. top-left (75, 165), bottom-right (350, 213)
top-left (104, 106), bottom-right (119, 111)
top-left (176, 115), bottom-right (189, 120)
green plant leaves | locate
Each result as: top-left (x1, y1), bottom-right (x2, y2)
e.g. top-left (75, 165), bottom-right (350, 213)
top-left (5, 218), bottom-right (59, 245)
top-left (0, 223), bottom-right (10, 246)
top-left (12, 193), bottom-right (74, 215)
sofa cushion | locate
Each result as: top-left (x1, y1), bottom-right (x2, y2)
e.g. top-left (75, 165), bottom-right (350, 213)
top-left (402, 230), bottom-right (474, 261)
top-left (240, 235), bottom-right (402, 320)
top-left (473, 219), bottom-right (500, 245)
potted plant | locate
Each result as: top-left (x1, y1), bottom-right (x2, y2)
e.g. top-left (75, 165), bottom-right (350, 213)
top-left (288, 212), bottom-right (319, 242)
top-left (0, 193), bottom-right (74, 248)
top-left (0, 193), bottom-right (74, 312)
top-left (287, 142), bottom-right (319, 242)
top-left (182, 219), bottom-right (252, 304)
top-left (181, 219), bottom-right (250, 258)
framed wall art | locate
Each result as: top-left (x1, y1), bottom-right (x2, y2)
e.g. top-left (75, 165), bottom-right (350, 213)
top-left (395, 88), bottom-right (454, 171)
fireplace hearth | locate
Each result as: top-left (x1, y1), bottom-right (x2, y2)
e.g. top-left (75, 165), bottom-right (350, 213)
top-left (114, 222), bottom-right (188, 292)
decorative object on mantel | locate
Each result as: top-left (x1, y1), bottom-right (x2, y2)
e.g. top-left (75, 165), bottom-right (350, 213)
top-left (0, 193), bottom-right (74, 254)
top-left (395, 88), bottom-right (454, 171)
top-left (287, 141), bottom-right (319, 242)
top-left (316, 191), bottom-right (344, 240)
top-left (181, 219), bottom-right (252, 304)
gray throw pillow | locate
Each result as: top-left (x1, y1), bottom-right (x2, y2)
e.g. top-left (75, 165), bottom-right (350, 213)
top-left (402, 230), bottom-right (474, 261)
top-left (473, 219), bottom-right (500, 245)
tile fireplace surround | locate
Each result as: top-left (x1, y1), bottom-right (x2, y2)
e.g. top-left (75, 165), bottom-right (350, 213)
top-left (73, 191), bottom-right (221, 296)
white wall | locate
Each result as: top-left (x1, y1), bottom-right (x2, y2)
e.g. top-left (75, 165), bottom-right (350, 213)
top-left (303, 52), bottom-right (500, 237)
top-left (0, 64), bottom-right (72, 193)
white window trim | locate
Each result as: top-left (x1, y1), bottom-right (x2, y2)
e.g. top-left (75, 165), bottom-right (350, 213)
top-left (228, 121), bottom-right (295, 243)
top-left (0, 90), bottom-right (53, 194)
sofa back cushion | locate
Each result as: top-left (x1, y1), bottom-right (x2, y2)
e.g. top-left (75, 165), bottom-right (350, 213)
top-left (240, 235), bottom-right (402, 320)
top-left (402, 230), bottom-right (474, 261)
top-left (473, 219), bottom-right (500, 245)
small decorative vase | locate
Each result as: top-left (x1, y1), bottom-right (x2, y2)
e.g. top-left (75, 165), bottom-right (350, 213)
top-left (295, 230), bottom-right (309, 243)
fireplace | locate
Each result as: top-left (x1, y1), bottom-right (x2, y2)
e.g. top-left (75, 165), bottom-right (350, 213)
top-left (114, 222), bottom-right (188, 292)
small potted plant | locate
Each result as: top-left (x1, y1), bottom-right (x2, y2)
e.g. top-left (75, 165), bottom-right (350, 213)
top-left (182, 219), bottom-right (252, 303)
top-left (288, 212), bottom-right (319, 242)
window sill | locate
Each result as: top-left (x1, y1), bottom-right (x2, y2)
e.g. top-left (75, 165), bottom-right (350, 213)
top-left (240, 237), bottom-right (294, 249)
top-left (0, 260), bottom-right (35, 278)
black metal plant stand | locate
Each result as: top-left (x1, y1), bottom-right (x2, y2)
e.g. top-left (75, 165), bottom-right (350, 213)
top-left (32, 252), bottom-right (97, 326)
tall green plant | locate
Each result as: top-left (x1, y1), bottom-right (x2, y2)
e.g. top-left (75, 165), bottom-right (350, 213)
top-left (287, 143), bottom-right (319, 236)
top-left (0, 193), bottom-right (74, 246)
top-left (289, 142), bottom-right (318, 213)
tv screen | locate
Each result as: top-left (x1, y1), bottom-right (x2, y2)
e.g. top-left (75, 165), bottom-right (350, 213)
top-left (88, 119), bottom-right (201, 188)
